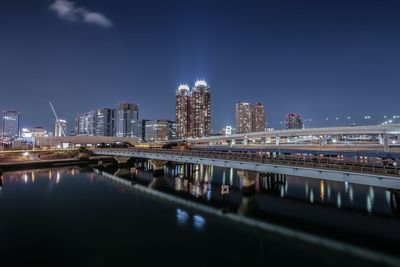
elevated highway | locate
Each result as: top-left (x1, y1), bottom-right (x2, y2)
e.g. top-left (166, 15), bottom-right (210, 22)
top-left (183, 124), bottom-right (400, 152)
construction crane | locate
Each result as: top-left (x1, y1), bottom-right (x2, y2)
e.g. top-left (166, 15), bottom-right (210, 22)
top-left (49, 101), bottom-right (66, 137)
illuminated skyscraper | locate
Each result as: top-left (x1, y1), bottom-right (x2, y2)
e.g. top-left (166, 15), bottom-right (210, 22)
top-left (75, 111), bottom-right (96, 136)
top-left (95, 108), bottom-right (115, 136)
top-left (236, 102), bottom-right (252, 133)
top-left (2, 111), bottom-right (20, 138)
top-left (175, 80), bottom-right (211, 138)
top-left (190, 80), bottom-right (211, 138)
top-left (286, 113), bottom-right (303, 129)
top-left (236, 102), bottom-right (265, 133)
top-left (116, 103), bottom-right (139, 137)
top-left (251, 103), bottom-right (265, 132)
top-left (175, 84), bottom-right (190, 139)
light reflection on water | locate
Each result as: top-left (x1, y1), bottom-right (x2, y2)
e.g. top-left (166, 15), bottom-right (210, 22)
top-left (3, 168), bottom-right (381, 267)
top-left (0, 168), bottom-right (80, 190)
top-left (2, 165), bottom-right (399, 217)
top-left (149, 164), bottom-right (400, 216)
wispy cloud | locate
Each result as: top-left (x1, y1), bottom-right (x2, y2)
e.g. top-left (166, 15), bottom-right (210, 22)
top-left (49, 0), bottom-right (113, 28)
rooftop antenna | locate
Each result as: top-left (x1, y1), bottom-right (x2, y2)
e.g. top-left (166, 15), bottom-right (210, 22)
top-left (49, 101), bottom-right (66, 137)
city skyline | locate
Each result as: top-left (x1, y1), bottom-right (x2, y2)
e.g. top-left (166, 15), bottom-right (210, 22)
top-left (1, 0), bottom-right (400, 131)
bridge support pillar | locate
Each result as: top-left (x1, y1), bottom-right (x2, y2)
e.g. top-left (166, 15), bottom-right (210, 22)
top-left (320, 135), bottom-right (327, 146)
top-left (243, 139), bottom-right (248, 146)
top-left (275, 136), bottom-right (280, 145)
top-left (379, 134), bottom-right (390, 152)
top-left (149, 159), bottom-right (168, 177)
top-left (237, 170), bottom-right (258, 194)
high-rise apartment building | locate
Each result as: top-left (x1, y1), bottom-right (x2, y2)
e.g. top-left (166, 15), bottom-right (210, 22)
top-left (175, 84), bottom-right (190, 139)
top-left (236, 102), bottom-right (265, 133)
top-left (286, 113), bottom-right (303, 129)
top-left (251, 102), bottom-right (265, 132)
top-left (2, 111), bottom-right (20, 138)
top-left (175, 80), bottom-right (211, 138)
top-left (116, 103), bottom-right (139, 137)
top-left (236, 102), bottom-right (252, 133)
top-left (190, 80), bottom-right (211, 138)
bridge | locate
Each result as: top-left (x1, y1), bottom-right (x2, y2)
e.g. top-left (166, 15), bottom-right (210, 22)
top-left (93, 148), bottom-right (400, 190)
top-left (183, 124), bottom-right (400, 152)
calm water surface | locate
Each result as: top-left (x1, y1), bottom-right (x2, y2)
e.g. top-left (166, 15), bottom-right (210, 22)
top-left (0, 167), bottom-right (395, 266)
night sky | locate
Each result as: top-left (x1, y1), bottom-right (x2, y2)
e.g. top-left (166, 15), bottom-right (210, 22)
top-left (1, 0), bottom-right (400, 132)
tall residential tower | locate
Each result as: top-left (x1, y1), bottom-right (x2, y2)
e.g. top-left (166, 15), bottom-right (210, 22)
top-left (236, 102), bottom-right (265, 133)
top-left (251, 102), bottom-right (265, 132)
top-left (175, 80), bottom-right (211, 138)
top-left (236, 102), bottom-right (252, 133)
top-left (175, 84), bottom-right (190, 139)
top-left (190, 80), bottom-right (211, 138)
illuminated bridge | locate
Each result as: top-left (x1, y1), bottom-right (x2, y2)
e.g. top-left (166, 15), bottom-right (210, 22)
top-left (183, 124), bottom-right (400, 152)
top-left (93, 148), bottom-right (400, 190)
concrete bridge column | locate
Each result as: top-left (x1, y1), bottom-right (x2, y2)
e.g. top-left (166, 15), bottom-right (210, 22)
top-left (149, 159), bottom-right (168, 177)
top-left (237, 170), bottom-right (258, 194)
top-left (320, 135), bottom-right (327, 146)
top-left (275, 136), bottom-right (280, 145)
top-left (384, 134), bottom-right (390, 152)
top-left (379, 134), bottom-right (390, 152)
top-left (243, 139), bottom-right (248, 146)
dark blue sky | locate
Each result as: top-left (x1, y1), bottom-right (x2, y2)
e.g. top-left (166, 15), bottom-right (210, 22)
top-left (1, 0), bottom-right (400, 132)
